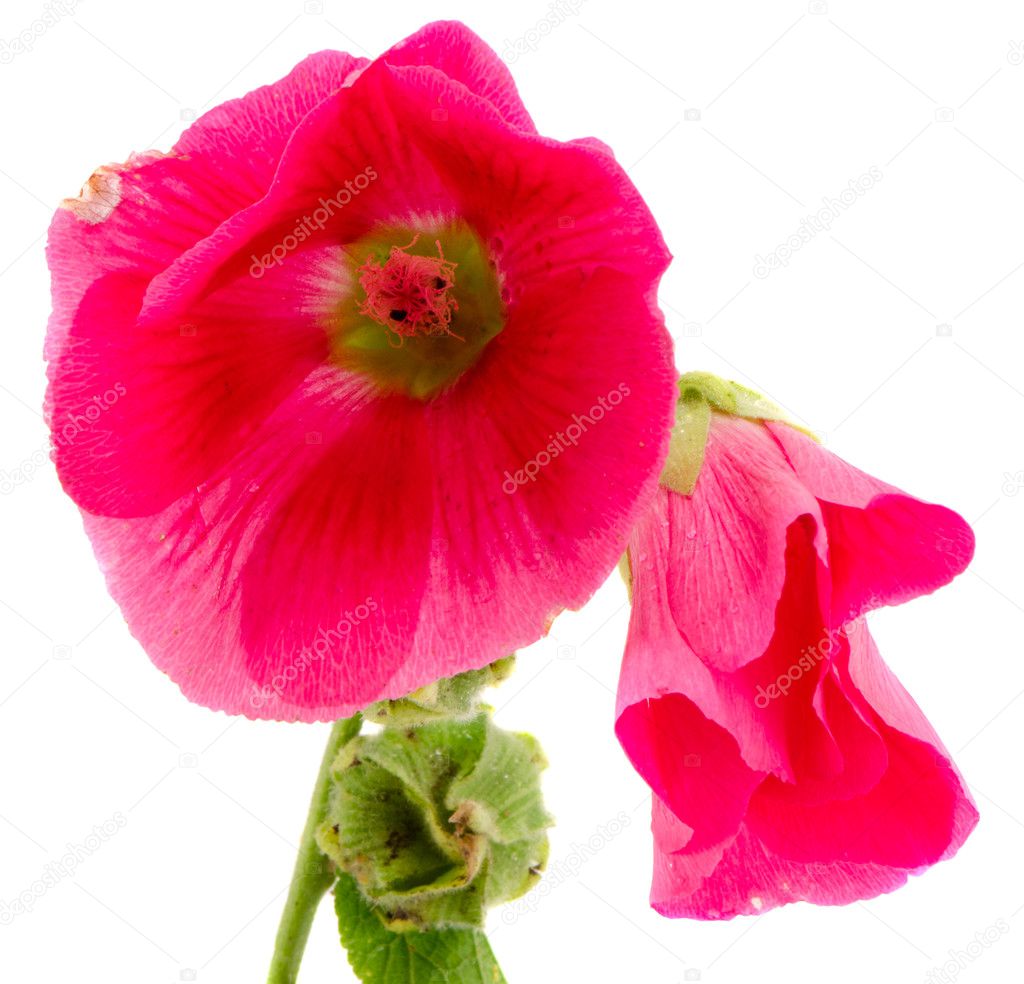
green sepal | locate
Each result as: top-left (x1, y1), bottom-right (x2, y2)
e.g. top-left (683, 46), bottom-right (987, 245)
top-left (660, 385), bottom-right (712, 496)
top-left (366, 657), bottom-right (515, 728)
top-left (660, 372), bottom-right (818, 497)
top-left (677, 371), bottom-right (817, 436)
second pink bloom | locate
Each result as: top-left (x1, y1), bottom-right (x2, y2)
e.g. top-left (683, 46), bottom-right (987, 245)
top-left (617, 394), bottom-right (977, 918)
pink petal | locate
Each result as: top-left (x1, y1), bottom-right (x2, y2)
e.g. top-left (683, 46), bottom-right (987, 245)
top-left (237, 384), bottom-right (434, 707)
top-left (746, 626), bottom-right (976, 869)
top-left (767, 423), bottom-right (975, 622)
top-left (618, 498), bottom-right (836, 788)
top-left (619, 694), bottom-right (764, 853)
top-left (379, 21), bottom-right (536, 132)
top-left (47, 50), bottom-right (362, 359)
top-left (172, 50), bottom-right (366, 203)
top-left (653, 637), bottom-right (978, 921)
top-left (50, 250), bottom-right (337, 517)
top-left (80, 369), bottom-right (428, 719)
top-left (665, 414), bottom-right (824, 673)
top-left (139, 56), bottom-right (669, 330)
top-left (651, 803), bottom-right (919, 919)
top-left (47, 51), bottom-right (365, 513)
top-left (731, 517), bottom-right (841, 786)
top-left (760, 666), bottom-right (888, 807)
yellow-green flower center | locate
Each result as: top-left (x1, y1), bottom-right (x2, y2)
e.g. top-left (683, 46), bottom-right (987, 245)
top-left (330, 220), bottom-right (505, 400)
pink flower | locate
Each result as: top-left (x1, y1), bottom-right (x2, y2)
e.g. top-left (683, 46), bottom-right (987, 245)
top-left (46, 22), bottom-right (676, 720)
top-left (616, 385), bottom-right (977, 918)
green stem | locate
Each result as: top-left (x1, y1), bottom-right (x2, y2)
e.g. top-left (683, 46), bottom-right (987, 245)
top-left (266, 714), bottom-right (362, 984)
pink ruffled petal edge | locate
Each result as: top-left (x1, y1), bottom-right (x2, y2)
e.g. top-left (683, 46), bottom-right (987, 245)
top-left (766, 423), bottom-right (974, 622)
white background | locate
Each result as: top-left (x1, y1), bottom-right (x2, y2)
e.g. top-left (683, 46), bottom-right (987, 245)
top-left (1, 1), bottom-right (1022, 982)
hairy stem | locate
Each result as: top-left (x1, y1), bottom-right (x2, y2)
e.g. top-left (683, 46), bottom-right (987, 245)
top-left (266, 714), bottom-right (361, 984)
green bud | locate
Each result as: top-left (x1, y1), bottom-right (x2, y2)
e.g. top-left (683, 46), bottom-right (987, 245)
top-left (316, 709), bottom-right (550, 932)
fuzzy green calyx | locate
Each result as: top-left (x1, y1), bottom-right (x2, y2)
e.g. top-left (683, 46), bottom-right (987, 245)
top-left (661, 372), bottom-right (816, 496)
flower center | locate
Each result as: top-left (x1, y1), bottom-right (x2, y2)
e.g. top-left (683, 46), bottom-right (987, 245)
top-left (357, 236), bottom-right (461, 342)
top-left (329, 221), bottom-right (505, 401)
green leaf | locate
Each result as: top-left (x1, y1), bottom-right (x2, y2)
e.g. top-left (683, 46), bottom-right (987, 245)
top-left (335, 874), bottom-right (508, 984)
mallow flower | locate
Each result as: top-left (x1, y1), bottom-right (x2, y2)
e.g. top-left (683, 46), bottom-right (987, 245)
top-left (616, 373), bottom-right (977, 918)
top-left (45, 22), bottom-right (676, 721)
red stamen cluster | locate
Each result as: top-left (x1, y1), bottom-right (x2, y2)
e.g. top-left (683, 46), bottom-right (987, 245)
top-left (357, 236), bottom-right (460, 341)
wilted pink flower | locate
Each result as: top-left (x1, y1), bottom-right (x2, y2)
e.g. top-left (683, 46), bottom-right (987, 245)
top-left (617, 389), bottom-right (977, 918)
top-left (46, 22), bottom-right (676, 720)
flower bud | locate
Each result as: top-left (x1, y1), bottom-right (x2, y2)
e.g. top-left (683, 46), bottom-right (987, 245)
top-left (317, 708), bottom-right (550, 931)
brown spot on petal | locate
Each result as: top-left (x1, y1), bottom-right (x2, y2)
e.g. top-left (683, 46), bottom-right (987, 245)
top-left (61, 166), bottom-right (123, 224)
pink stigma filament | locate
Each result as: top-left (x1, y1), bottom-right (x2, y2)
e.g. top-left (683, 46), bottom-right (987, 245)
top-left (357, 236), bottom-right (460, 341)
